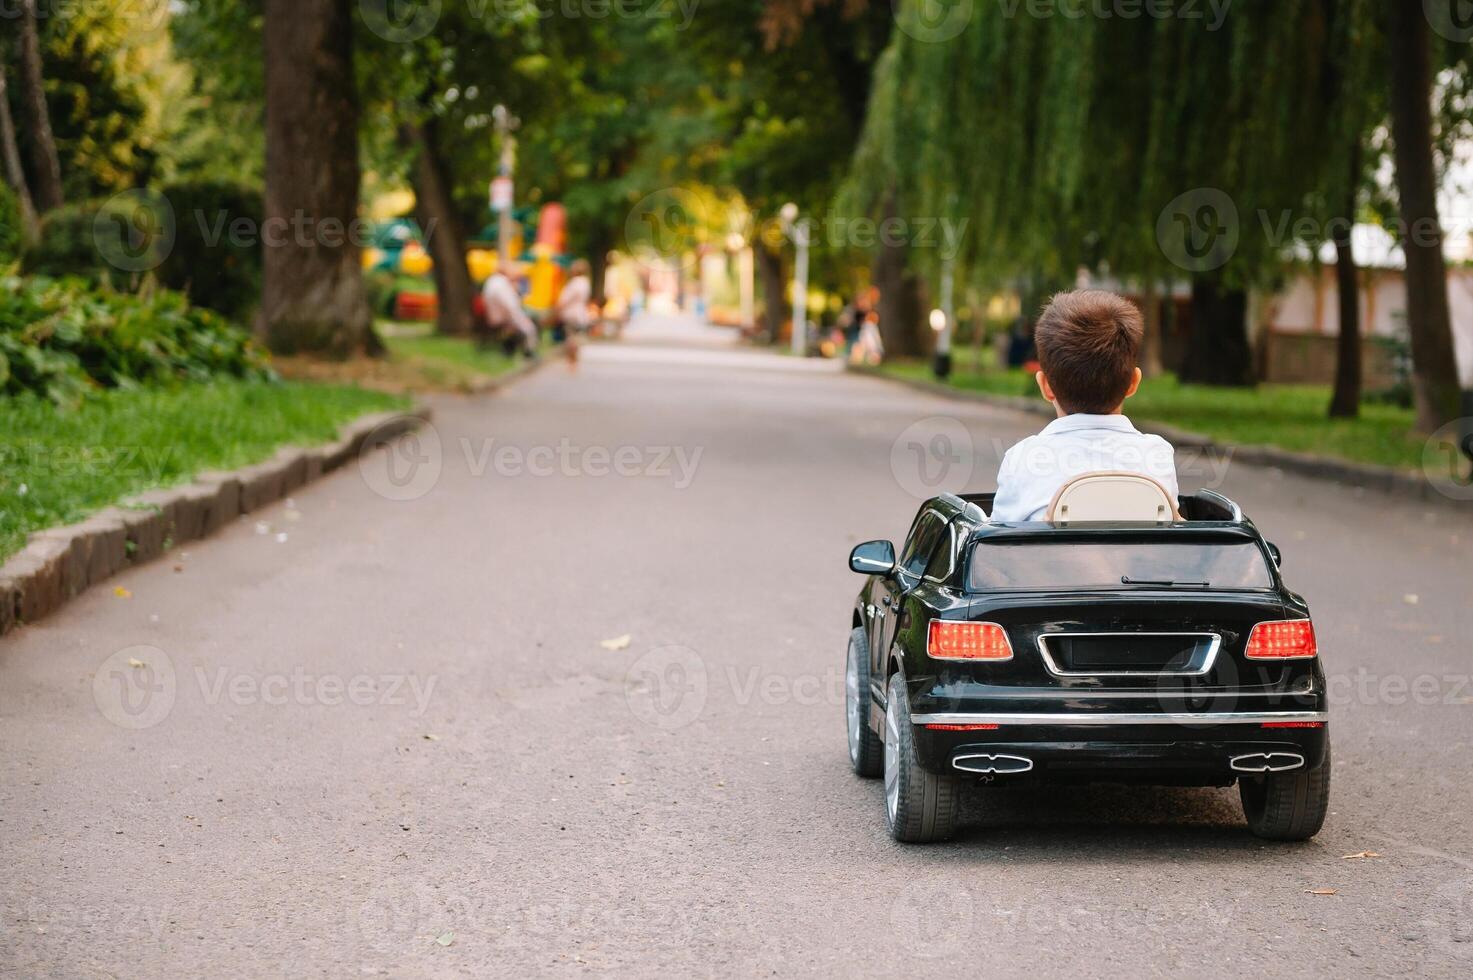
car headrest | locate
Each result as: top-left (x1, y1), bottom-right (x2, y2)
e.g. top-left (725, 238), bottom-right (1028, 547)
top-left (1046, 471), bottom-right (1181, 524)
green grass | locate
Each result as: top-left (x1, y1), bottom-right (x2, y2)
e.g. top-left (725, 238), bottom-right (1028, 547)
top-left (382, 329), bottom-right (523, 387)
top-left (881, 358), bottom-right (1424, 471)
top-left (0, 381), bottom-right (407, 560)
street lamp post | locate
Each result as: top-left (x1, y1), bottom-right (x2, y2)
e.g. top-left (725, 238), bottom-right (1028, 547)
top-left (932, 257), bottom-right (955, 380)
top-left (780, 202), bottom-right (808, 357)
top-left (492, 105), bottom-right (518, 270)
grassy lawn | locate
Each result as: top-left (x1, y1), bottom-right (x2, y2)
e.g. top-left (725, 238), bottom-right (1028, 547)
top-left (380, 322), bottom-right (526, 390)
top-left (880, 358), bottom-right (1425, 471)
top-left (0, 381), bottom-right (407, 561)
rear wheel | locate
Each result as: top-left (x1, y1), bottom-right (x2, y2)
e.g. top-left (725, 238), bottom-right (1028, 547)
top-left (883, 674), bottom-right (960, 842)
top-left (846, 628), bottom-right (883, 777)
top-left (1240, 743), bottom-right (1331, 841)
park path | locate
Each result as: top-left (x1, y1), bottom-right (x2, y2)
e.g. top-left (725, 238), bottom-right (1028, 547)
top-left (2, 313), bottom-right (1471, 977)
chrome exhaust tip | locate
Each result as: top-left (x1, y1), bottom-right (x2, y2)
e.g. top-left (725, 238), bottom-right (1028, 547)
top-left (1230, 752), bottom-right (1305, 773)
top-left (953, 753), bottom-right (1034, 775)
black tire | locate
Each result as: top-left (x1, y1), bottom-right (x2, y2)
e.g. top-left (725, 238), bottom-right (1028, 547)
top-left (846, 627), bottom-right (884, 777)
top-left (1240, 743), bottom-right (1331, 841)
top-left (883, 673), bottom-right (961, 843)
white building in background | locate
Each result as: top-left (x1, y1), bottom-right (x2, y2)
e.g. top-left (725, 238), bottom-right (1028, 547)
top-left (1258, 224), bottom-right (1473, 387)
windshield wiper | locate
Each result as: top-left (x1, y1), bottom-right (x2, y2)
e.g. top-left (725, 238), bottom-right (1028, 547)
top-left (1121, 576), bottom-right (1210, 588)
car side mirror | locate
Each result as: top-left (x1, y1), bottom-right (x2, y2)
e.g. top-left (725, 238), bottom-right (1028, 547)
top-left (849, 539), bottom-right (896, 576)
top-left (1266, 541), bottom-right (1282, 568)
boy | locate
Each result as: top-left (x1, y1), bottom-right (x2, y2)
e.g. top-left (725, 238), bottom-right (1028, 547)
top-left (990, 290), bottom-right (1178, 522)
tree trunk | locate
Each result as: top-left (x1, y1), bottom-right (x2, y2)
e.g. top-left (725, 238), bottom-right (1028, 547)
top-left (754, 239), bottom-right (785, 344)
top-left (871, 192), bottom-right (924, 358)
top-left (1386, 2), bottom-right (1462, 432)
top-left (1139, 279), bottom-right (1164, 378)
top-left (0, 52), bottom-right (39, 243)
top-left (260, 0), bottom-right (377, 357)
top-left (587, 222), bottom-right (613, 305)
top-left (16, 0), bottom-right (63, 212)
top-left (1328, 153), bottom-right (1362, 418)
top-left (1182, 275), bottom-right (1254, 386)
top-left (404, 118), bottom-right (474, 337)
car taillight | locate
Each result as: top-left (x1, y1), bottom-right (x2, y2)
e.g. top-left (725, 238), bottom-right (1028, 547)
top-left (928, 621), bottom-right (1013, 661)
top-left (1245, 619), bottom-right (1318, 660)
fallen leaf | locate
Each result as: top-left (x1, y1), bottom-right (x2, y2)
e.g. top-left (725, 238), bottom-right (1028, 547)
top-left (113, 587), bottom-right (132, 599)
top-left (422, 734), bottom-right (440, 741)
top-left (1305, 888), bottom-right (1339, 896)
top-left (127, 658), bottom-right (145, 669)
top-left (172, 565), bottom-right (184, 573)
top-left (1403, 594), bottom-right (1419, 605)
top-left (435, 932), bottom-right (454, 947)
top-left (254, 521), bottom-right (270, 535)
top-left (274, 532), bottom-right (289, 544)
top-left (599, 634), bottom-right (632, 651)
top-left (1341, 851), bottom-right (1382, 860)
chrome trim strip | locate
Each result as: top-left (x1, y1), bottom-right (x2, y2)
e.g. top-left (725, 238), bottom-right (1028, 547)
top-left (1035, 631), bottom-right (1221, 678)
top-left (911, 710), bottom-right (1329, 727)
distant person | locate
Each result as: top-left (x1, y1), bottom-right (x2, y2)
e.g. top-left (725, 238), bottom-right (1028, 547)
top-left (990, 290), bottom-right (1178, 522)
top-left (481, 269), bottom-right (539, 357)
top-left (555, 259), bottom-right (594, 371)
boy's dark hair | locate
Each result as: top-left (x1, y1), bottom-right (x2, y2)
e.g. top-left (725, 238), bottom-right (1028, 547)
top-left (1035, 290), bottom-right (1144, 414)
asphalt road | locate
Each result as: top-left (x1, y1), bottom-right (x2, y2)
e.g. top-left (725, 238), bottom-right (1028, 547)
top-left (3, 314), bottom-right (1471, 978)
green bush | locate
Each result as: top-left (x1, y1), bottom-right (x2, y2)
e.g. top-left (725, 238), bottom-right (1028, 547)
top-left (154, 180), bottom-right (263, 321)
top-left (21, 184), bottom-right (264, 321)
top-left (0, 183), bottom-right (23, 265)
top-left (0, 275), bottom-right (273, 406)
top-left (21, 200), bottom-right (122, 281)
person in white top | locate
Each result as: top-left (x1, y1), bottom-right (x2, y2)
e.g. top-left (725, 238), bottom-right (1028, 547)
top-left (990, 290), bottom-right (1179, 523)
top-left (554, 259), bottom-right (594, 370)
top-left (555, 259), bottom-right (593, 332)
top-left (480, 270), bottom-right (539, 355)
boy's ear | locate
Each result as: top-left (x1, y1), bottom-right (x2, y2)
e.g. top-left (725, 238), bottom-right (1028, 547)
top-left (1124, 367), bottom-right (1143, 399)
top-left (1035, 370), bottom-right (1054, 402)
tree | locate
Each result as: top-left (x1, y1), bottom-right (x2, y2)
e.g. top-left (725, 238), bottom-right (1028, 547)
top-left (402, 117), bottom-right (475, 337)
top-left (1385, 2), bottom-right (1462, 432)
top-left (258, 0), bottom-right (375, 356)
top-left (0, 50), bottom-right (39, 242)
top-left (14, 0), bottom-right (63, 212)
top-left (1327, 146), bottom-right (1362, 419)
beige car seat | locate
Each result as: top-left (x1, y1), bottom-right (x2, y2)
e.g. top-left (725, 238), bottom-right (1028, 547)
top-left (1046, 471), bottom-right (1181, 524)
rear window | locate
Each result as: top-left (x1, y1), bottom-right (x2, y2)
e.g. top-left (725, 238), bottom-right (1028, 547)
top-left (967, 540), bottom-right (1274, 591)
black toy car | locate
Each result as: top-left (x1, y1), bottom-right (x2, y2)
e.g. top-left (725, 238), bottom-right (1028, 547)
top-left (845, 490), bottom-right (1329, 843)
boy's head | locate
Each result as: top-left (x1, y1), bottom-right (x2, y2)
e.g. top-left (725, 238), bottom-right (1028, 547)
top-left (1034, 290), bottom-right (1144, 416)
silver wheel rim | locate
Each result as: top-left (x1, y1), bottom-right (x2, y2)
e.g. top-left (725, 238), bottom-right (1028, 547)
top-left (846, 643), bottom-right (862, 764)
top-left (884, 691), bottom-right (901, 825)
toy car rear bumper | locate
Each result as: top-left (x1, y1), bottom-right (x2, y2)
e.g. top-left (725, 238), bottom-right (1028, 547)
top-left (909, 712), bottom-right (1329, 784)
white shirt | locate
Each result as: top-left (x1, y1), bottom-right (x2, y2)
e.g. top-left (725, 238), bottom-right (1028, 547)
top-left (480, 273), bottom-right (537, 339)
top-left (990, 414), bottom-right (1179, 523)
top-left (555, 275), bottom-right (592, 328)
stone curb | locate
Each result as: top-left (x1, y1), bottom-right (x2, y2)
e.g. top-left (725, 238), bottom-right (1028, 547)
top-left (465, 346), bottom-right (560, 395)
top-left (0, 405), bottom-right (433, 638)
top-left (848, 365), bottom-right (1464, 510)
